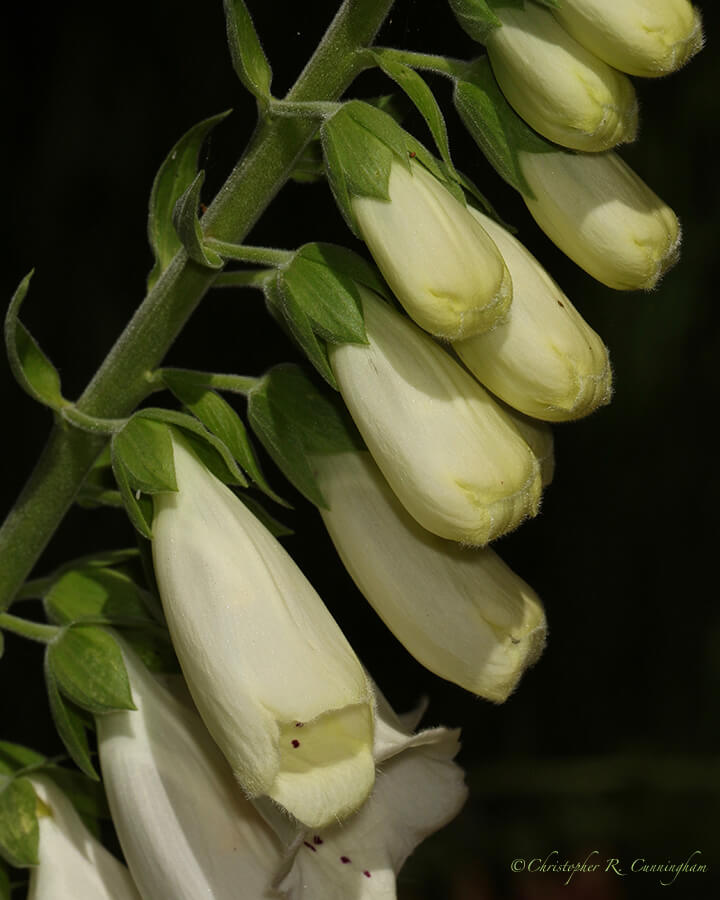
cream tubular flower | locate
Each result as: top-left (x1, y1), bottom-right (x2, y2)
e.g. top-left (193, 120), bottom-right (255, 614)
top-left (329, 288), bottom-right (543, 546)
top-left (553, 0), bottom-right (704, 78)
top-left (499, 404), bottom-right (555, 488)
top-left (453, 207), bottom-right (612, 421)
top-left (313, 450), bottom-right (546, 701)
top-left (352, 159), bottom-right (512, 340)
top-left (485, 2), bottom-right (637, 152)
top-left (97, 647), bottom-right (283, 899)
top-left (27, 775), bottom-right (140, 900)
top-left (519, 149), bottom-right (681, 290)
top-left (151, 435), bottom-right (375, 829)
top-left (276, 692), bottom-right (467, 899)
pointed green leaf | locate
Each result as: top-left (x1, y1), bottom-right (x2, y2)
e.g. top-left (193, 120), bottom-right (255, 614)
top-left (172, 171), bottom-right (224, 269)
top-left (163, 375), bottom-right (285, 504)
top-left (0, 777), bottom-right (39, 868)
top-left (448, 0), bottom-right (502, 43)
top-left (112, 418), bottom-right (177, 494)
top-left (269, 279), bottom-right (336, 388)
top-left (5, 272), bottom-right (64, 410)
top-left (0, 745), bottom-right (46, 778)
top-left (44, 568), bottom-right (151, 626)
top-left (110, 453), bottom-right (153, 538)
top-left (45, 656), bottom-right (98, 780)
top-left (47, 626), bottom-right (135, 715)
top-left (147, 110), bottom-right (231, 288)
top-left (223, 0), bottom-right (272, 101)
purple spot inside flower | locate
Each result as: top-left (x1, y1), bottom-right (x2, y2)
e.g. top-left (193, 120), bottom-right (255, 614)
top-left (340, 856), bottom-right (351, 864)
top-left (303, 842), bottom-right (316, 853)
top-left (363, 870), bottom-right (371, 878)
top-left (313, 836), bottom-right (323, 845)
top-left (295, 722), bottom-right (304, 728)
top-left (291, 739), bottom-right (300, 748)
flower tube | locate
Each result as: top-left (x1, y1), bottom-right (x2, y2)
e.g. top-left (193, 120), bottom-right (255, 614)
top-left (313, 449), bottom-right (546, 701)
top-left (352, 159), bottom-right (512, 339)
top-left (97, 646), bottom-right (283, 899)
top-left (485, 1), bottom-right (638, 151)
top-left (329, 287), bottom-right (543, 546)
top-left (553, 0), bottom-right (704, 78)
top-left (27, 775), bottom-right (140, 900)
top-left (151, 434), bottom-right (375, 829)
top-left (519, 149), bottom-right (681, 290)
top-left (453, 206), bottom-right (612, 421)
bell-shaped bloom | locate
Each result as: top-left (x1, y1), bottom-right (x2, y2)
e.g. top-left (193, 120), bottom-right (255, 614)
top-left (352, 159), bottom-right (512, 340)
top-left (97, 646), bottom-right (284, 899)
top-left (329, 287), bottom-right (543, 546)
top-left (313, 450), bottom-right (547, 701)
top-left (453, 207), bottom-right (612, 421)
top-left (151, 435), bottom-right (375, 829)
top-left (276, 689), bottom-right (467, 899)
top-left (485, 2), bottom-right (637, 151)
top-left (27, 774), bottom-right (140, 900)
top-left (519, 149), bottom-right (681, 290)
top-left (553, 0), bottom-right (704, 78)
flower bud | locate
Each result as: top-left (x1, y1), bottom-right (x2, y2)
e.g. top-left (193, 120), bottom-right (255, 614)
top-left (329, 288), bottom-right (543, 546)
top-left (519, 149), bottom-right (681, 290)
top-left (151, 434), bottom-right (375, 829)
top-left (499, 403), bottom-right (555, 488)
top-left (453, 207), bottom-right (612, 421)
top-left (97, 647), bottom-right (283, 899)
top-left (553, 0), bottom-right (704, 78)
top-left (353, 159), bottom-right (512, 339)
top-left (28, 775), bottom-right (140, 900)
top-left (485, 2), bottom-right (638, 151)
top-left (313, 450), bottom-right (546, 701)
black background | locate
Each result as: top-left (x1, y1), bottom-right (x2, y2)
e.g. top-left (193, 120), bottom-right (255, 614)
top-left (2, 1), bottom-right (720, 897)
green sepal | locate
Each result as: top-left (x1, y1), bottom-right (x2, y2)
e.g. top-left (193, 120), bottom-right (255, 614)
top-left (0, 744), bottom-right (46, 778)
top-left (448, 0), bottom-right (502, 44)
top-left (5, 272), bottom-right (65, 410)
top-left (112, 417), bottom-right (178, 495)
top-left (111, 451), bottom-right (153, 538)
top-left (147, 110), bottom-right (231, 288)
top-left (0, 777), bottom-right (39, 868)
top-left (44, 655), bottom-right (99, 780)
top-left (223, 0), bottom-right (273, 102)
top-left (44, 568), bottom-right (153, 626)
top-left (46, 625), bottom-right (136, 715)
top-left (247, 364), bottom-right (363, 508)
top-left (239, 495), bottom-right (293, 538)
top-left (453, 57), bottom-right (553, 197)
top-left (163, 373), bottom-right (285, 504)
top-left (172, 171), bottom-right (224, 269)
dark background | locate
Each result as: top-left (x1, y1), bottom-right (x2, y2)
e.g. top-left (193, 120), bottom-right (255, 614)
top-left (2, 1), bottom-right (719, 897)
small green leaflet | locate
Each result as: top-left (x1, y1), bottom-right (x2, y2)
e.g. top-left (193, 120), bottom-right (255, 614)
top-left (0, 777), bottom-right (39, 867)
top-left (223, 0), bottom-right (273, 102)
top-left (45, 657), bottom-right (98, 780)
top-left (147, 110), bottom-right (231, 289)
top-left (4, 272), bottom-right (64, 410)
top-left (172, 171), bottom-right (224, 269)
top-left (447, 0), bottom-right (502, 44)
top-left (44, 567), bottom-right (153, 626)
top-left (112, 417), bottom-right (178, 495)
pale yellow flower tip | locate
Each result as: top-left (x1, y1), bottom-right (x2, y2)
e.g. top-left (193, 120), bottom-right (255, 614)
top-left (554, 0), bottom-right (704, 79)
top-left (486, 2), bottom-right (638, 152)
top-left (151, 434), bottom-right (375, 829)
top-left (519, 149), bottom-right (681, 291)
top-left (352, 159), bottom-right (512, 340)
top-left (329, 288), bottom-right (543, 547)
top-left (454, 207), bottom-right (612, 422)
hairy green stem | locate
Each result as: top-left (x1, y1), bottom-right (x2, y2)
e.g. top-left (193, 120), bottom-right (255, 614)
top-left (0, 0), bottom-right (395, 610)
top-left (0, 613), bottom-right (60, 644)
top-left (204, 240), bottom-right (292, 266)
top-left (370, 47), bottom-right (472, 79)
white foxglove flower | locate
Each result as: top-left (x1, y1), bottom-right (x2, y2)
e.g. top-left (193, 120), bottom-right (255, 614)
top-left (97, 646), bottom-right (284, 899)
top-left (276, 690), bottom-right (467, 899)
top-left (519, 149), bottom-right (681, 290)
top-left (454, 207), bottom-right (612, 421)
top-left (314, 450), bottom-right (547, 701)
top-left (27, 775), bottom-right (140, 900)
top-left (486, 2), bottom-right (637, 151)
top-left (553, 0), bottom-right (704, 78)
top-left (353, 159), bottom-right (512, 340)
top-left (329, 287), bottom-right (543, 546)
top-left (499, 403), bottom-right (555, 487)
top-left (151, 435), bottom-right (375, 828)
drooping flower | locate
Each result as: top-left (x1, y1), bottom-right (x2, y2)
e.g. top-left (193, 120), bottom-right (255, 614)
top-left (352, 158), bottom-right (512, 339)
top-left (27, 774), bottom-right (140, 900)
top-left (519, 149), bottom-right (681, 290)
top-left (453, 206), bottom-right (612, 421)
top-left (553, 0), bottom-right (704, 78)
top-left (97, 645), bottom-right (284, 899)
top-left (329, 287), bottom-right (543, 546)
top-left (485, 1), bottom-right (638, 151)
top-left (151, 434), bottom-right (375, 829)
top-left (313, 449), bottom-right (547, 701)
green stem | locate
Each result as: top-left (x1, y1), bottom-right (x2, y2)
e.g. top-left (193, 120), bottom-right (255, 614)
top-left (213, 268), bottom-right (273, 289)
top-left (0, 0), bottom-right (394, 610)
top-left (152, 368), bottom-right (262, 396)
top-left (370, 47), bottom-right (472, 79)
top-left (0, 613), bottom-right (59, 644)
top-left (203, 240), bottom-right (292, 266)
